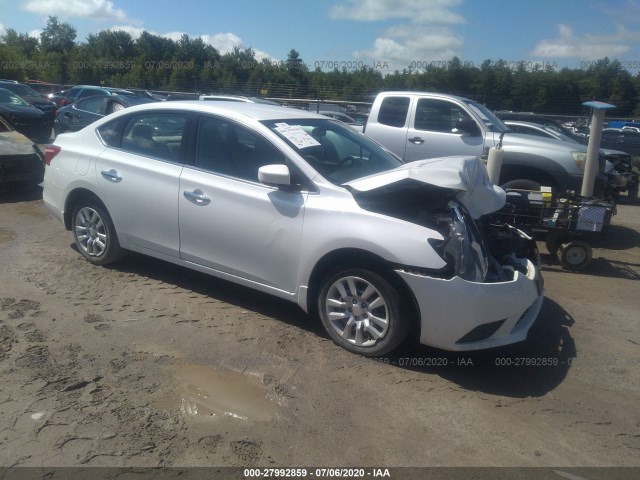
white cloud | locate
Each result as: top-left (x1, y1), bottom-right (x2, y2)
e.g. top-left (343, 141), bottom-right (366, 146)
top-left (28, 29), bottom-right (42, 39)
top-left (109, 26), bottom-right (272, 60)
top-left (330, 0), bottom-right (464, 24)
top-left (0, 24), bottom-right (6, 37)
top-left (108, 25), bottom-right (146, 39)
top-left (200, 33), bottom-right (242, 54)
top-left (531, 24), bottom-right (640, 60)
top-left (354, 25), bottom-right (463, 70)
top-left (331, 0), bottom-right (465, 71)
top-left (23, 0), bottom-right (137, 24)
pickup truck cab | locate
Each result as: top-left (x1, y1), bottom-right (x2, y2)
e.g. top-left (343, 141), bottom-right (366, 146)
top-left (363, 92), bottom-right (601, 193)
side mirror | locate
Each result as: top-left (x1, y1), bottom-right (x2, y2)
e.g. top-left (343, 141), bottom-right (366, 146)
top-left (455, 118), bottom-right (481, 136)
top-left (258, 164), bottom-right (290, 187)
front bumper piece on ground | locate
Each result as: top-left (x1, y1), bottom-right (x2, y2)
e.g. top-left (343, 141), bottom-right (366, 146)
top-left (397, 258), bottom-right (543, 351)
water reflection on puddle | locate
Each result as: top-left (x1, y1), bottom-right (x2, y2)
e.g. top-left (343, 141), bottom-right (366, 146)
top-left (155, 364), bottom-right (277, 421)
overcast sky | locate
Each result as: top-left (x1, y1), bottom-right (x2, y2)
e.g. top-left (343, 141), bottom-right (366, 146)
top-left (1, 0), bottom-right (640, 72)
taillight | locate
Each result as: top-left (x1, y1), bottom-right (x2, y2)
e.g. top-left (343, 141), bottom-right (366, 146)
top-left (44, 145), bottom-right (61, 166)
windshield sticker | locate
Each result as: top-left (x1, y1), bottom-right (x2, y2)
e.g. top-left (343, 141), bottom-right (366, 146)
top-left (275, 123), bottom-right (321, 149)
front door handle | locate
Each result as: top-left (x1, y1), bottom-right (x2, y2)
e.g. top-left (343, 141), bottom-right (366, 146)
top-left (408, 137), bottom-right (424, 145)
top-left (101, 169), bottom-right (122, 182)
top-left (183, 189), bottom-right (210, 205)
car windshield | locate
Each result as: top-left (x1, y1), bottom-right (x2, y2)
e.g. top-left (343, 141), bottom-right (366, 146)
top-left (0, 89), bottom-right (30, 106)
top-left (465, 101), bottom-right (508, 133)
top-left (263, 118), bottom-right (403, 184)
top-left (545, 126), bottom-right (580, 144)
top-left (1, 83), bottom-right (39, 97)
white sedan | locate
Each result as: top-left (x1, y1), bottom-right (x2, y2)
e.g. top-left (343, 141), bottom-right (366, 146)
top-left (43, 101), bottom-right (543, 356)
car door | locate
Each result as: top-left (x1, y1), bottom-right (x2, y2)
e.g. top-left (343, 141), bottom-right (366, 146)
top-left (94, 111), bottom-right (188, 258)
top-left (404, 97), bottom-right (485, 161)
top-left (178, 115), bottom-right (307, 294)
top-left (64, 97), bottom-right (105, 131)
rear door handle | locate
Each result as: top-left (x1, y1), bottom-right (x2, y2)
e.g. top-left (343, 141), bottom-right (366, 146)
top-left (408, 137), bottom-right (424, 145)
top-left (183, 189), bottom-right (210, 205)
top-left (101, 169), bottom-right (122, 182)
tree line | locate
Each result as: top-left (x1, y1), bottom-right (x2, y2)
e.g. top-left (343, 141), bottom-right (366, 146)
top-left (1, 16), bottom-right (639, 117)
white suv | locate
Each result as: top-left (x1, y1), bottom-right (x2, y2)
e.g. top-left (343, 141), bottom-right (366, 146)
top-left (43, 102), bottom-right (543, 356)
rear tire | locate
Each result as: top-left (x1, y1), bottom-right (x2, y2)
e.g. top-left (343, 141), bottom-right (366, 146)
top-left (71, 201), bottom-right (123, 265)
top-left (317, 269), bottom-right (409, 357)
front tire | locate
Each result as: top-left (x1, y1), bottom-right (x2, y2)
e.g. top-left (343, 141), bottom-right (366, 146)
top-left (72, 201), bottom-right (123, 265)
top-left (317, 269), bottom-right (409, 357)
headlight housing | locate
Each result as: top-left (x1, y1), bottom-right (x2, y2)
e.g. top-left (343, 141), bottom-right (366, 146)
top-left (439, 202), bottom-right (488, 282)
top-left (572, 151), bottom-right (587, 170)
top-left (572, 151), bottom-right (606, 172)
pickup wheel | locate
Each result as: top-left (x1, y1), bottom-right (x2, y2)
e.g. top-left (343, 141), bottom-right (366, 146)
top-left (317, 269), bottom-right (408, 357)
top-left (501, 179), bottom-right (542, 191)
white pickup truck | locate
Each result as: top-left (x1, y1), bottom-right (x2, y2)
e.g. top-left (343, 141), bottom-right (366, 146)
top-left (362, 91), bottom-right (603, 193)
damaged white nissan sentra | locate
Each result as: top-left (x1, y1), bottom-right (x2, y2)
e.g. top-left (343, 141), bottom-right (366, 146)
top-left (43, 102), bottom-right (543, 356)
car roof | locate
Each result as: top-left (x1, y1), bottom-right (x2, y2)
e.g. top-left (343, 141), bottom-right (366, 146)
top-left (380, 91), bottom-right (474, 103)
top-left (504, 120), bottom-right (548, 129)
top-left (118, 100), bottom-right (330, 122)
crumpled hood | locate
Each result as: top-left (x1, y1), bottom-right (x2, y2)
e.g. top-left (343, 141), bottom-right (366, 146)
top-left (345, 155), bottom-right (506, 219)
top-left (0, 130), bottom-right (39, 156)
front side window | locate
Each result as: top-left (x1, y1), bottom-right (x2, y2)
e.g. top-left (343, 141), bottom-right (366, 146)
top-left (414, 98), bottom-right (476, 133)
top-left (76, 96), bottom-right (105, 114)
top-left (264, 118), bottom-right (403, 184)
top-left (195, 116), bottom-right (289, 182)
top-left (118, 113), bottom-right (187, 161)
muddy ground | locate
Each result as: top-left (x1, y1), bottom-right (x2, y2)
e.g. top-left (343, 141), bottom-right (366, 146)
top-left (0, 189), bottom-right (639, 468)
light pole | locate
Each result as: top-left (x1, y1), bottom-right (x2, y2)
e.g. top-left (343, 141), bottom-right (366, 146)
top-left (581, 101), bottom-right (615, 198)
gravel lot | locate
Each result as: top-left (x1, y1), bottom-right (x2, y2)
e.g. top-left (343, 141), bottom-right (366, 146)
top-left (0, 189), bottom-right (638, 468)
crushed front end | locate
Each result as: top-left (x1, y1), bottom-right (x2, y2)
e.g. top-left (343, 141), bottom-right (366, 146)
top-left (346, 156), bottom-right (544, 351)
top-left (396, 201), bottom-right (543, 351)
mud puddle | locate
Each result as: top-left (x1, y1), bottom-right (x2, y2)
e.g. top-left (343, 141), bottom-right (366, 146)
top-left (155, 363), bottom-right (277, 421)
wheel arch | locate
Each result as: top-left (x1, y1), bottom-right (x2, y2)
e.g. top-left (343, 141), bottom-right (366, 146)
top-left (306, 248), bottom-right (420, 333)
top-left (63, 188), bottom-right (106, 230)
top-left (499, 164), bottom-right (562, 191)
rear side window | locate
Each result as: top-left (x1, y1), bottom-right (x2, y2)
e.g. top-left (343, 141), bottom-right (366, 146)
top-left (377, 96), bottom-right (410, 128)
top-left (97, 118), bottom-right (124, 147)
